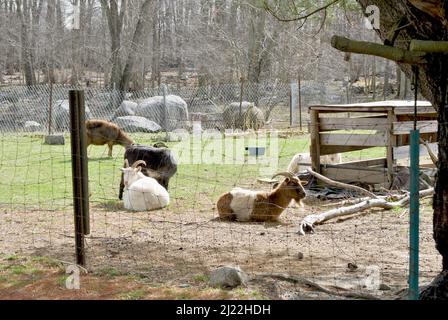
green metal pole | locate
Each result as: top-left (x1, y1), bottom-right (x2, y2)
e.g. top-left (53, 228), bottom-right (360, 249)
top-left (409, 129), bottom-right (420, 300)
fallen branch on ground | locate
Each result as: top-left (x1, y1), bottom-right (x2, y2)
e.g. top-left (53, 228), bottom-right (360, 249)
top-left (306, 168), bottom-right (379, 199)
top-left (420, 138), bottom-right (438, 165)
top-left (298, 188), bottom-right (434, 235)
top-left (256, 273), bottom-right (380, 300)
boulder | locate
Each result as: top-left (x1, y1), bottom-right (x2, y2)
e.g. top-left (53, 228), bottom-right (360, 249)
top-left (53, 99), bottom-right (92, 131)
top-left (209, 266), bottom-right (248, 289)
top-left (223, 102), bottom-right (265, 130)
top-left (135, 95), bottom-right (189, 131)
top-left (113, 116), bottom-right (161, 133)
top-left (24, 121), bottom-right (41, 132)
top-left (44, 134), bottom-right (65, 145)
top-left (112, 100), bottom-right (138, 119)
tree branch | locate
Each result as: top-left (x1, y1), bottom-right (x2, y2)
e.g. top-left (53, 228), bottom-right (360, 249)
top-left (410, 40), bottom-right (448, 53)
top-left (331, 36), bottom-right (427, 65)
top-left (263, 0), bottom-right (341, 23)
top-left (298, 188), bottom-right (434, 235)
top-left (306, 168), bottom-right (379, 199)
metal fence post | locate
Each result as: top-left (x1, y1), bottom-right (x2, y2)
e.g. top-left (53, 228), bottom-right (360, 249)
top-left (48, 82), bottom-right (53, 135)
top-left (298, 75), bottom-right (303, 131)
top-left (69, 90), bottom-right (90, 267)
top-left (409, 129), bottom-right (420, 300)
top-left (162, 84), bottom-right (168, 133)
top-left (290, 81), bottom-right (298, 127)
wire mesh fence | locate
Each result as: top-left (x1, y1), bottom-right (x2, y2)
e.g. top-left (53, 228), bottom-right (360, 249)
top-left (0, 84), bottom-right (441, 299)
top-left (0, 81), bottom-right (350, 134)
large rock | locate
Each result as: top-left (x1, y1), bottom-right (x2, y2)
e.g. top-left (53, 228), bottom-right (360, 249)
top-left (44, 134), bottom-right (65, 145)
top-left (113, 116), bottom-right (161, 133)
top-left (53, 99), bottom-right (92, 131)
top-left (209, 266), bottom-right (248, 289)
top-left (24, 121), bottom-right (41, 132)
top-left (135, 95), bottom-right (189, 131)
top-left (223, 102), bottom-right (265, 130)
top-left (112, 100), bottom-right (138, 118)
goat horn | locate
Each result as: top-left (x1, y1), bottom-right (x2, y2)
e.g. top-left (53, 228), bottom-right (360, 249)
top-left (271, 172), bottom-right (295, 179)
top-left (124, 159), bottom-right (129, 168)
top-left (131, 160), bottom-right (147, 169)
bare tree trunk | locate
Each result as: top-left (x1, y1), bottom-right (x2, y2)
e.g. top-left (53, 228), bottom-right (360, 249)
top-left (246, 6), bottom-right (267, 104)
top-left (16, 0), bottom-right (36, 85)
top-left (45, 0), bottom-right (56, 83)
top-left (151, 0), bottom-right (161, 88)
top-left (120, 0), bottom-right (152, 92)
top-left (383, 60), bottom-right (390, 100)
top-left (101, 0), bottom-right (126, 89)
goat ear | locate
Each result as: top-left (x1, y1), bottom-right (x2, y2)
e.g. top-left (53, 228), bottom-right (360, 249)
top-left (300, 180), bottom-right (309, 186)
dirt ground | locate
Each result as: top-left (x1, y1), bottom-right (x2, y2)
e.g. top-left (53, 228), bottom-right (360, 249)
top-left (0, 193), bottom-right (441, 300)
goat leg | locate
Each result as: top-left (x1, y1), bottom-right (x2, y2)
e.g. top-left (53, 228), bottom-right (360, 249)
top-left (119, 173), bottom-right (124, 200)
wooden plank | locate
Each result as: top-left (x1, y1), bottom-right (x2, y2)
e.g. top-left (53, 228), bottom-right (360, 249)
top-left (387, 110), bottom-right (397, 187)
top-left (320, 145), bottom-right (374, 155)
top-left (392, 120), bottom-right (438, 134)
top-left (320, 117), bottom-right (388, 131)
top-left (394, 106), bottom-right (437, 115)
top-left (322, 167), bottom-right (389, 185)
top-left (309, 100), bottom-right (432, 112)
top-left (335, 157), bottom-right (387, 168)
top-left (310, 110), bottom-right (321, 173)
top-left (320, 132), bottom-right (387, 147)
top-left (393, 142), bottom-right (438, 159)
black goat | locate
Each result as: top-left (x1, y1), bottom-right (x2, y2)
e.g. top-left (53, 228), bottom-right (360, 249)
top-left (118, 144), bottom-right (178, 200)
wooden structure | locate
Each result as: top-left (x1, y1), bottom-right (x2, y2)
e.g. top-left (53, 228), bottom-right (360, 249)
top-left (309, 100), bottom-right (437, 186)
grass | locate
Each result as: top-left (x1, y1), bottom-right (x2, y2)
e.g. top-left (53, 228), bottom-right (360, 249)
top-left (193, 274), bottom-right (209, 283)
top-left (94, 266), bottom-right (123, 278)
top-left (0, 132), bottom-right (386, 211)
top-left (0, 254), bottom-right (266, 300)
top-left (119, 289), bottom-right (147, 300)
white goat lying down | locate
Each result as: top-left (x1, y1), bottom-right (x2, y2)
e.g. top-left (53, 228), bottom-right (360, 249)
top-left (121, 160), bottom-right (170, 211)
top-left (216, 172), bottom-right (308, 222)
top-left (287, 152), bottom-right (342, 175)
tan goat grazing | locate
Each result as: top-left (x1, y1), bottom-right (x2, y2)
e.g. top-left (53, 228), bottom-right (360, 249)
top-left (86, 119), bottom-right (134, 157)
top-left (216, 172), bottom-right (307, 222)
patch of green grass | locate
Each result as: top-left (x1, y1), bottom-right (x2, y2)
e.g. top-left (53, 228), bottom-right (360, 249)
top-left (119, 289), bottom-right (147, 300)
top-left (5, 255), bottom-right (20, 261)
top-left (57, 274), bottom-right (70, 288)
top-left (193, 274), bottom-right (209, 283)
top-left (0, 132), bottom-right (385, 211)
top-left (8, 264), bottom-right (41, 276)
top-left (95, 266), bottom-right (122, 278)
top-left (30, 256), bottom-right (61, 268)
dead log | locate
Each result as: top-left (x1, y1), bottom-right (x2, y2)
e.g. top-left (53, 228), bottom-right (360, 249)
top-left (306, 168), bottom-right (379, 199)
top-left (298, 188), bottom-right (434, 235)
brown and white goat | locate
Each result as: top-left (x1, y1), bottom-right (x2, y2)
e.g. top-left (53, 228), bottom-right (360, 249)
top-left (86, 119), bottom-right (134, 157)
top-left (216, 172), bottom-right (307, 222)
